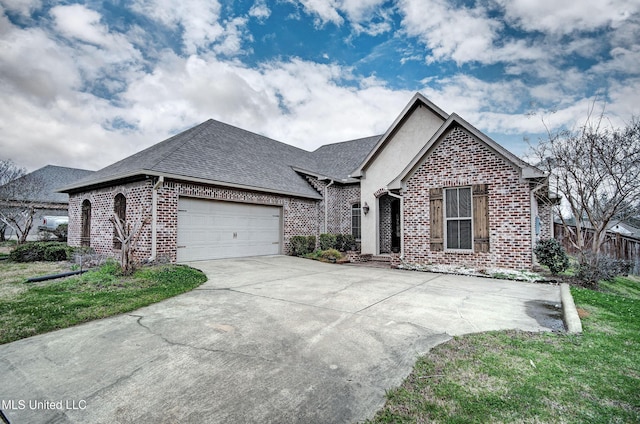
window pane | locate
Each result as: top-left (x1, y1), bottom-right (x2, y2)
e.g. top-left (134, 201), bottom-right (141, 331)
top-left (447, 220), bottom-right (459, 249)
top-left (445, 188), bottom-right (458, 218)
top-left (459, 219), bottom-right (472, 249)
top-left (459, 188), bottom-right (472, 217)
top-left (352, 203), bottom-right (361, 239)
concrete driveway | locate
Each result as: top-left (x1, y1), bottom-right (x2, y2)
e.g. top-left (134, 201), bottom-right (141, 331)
top-left (0, 256), bottom-right (562, 424)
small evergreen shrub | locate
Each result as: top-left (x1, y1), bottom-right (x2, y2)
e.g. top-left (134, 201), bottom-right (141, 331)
top-left (319, 233), bottom-right (337, 250)
top-left (336, 234), bottom-right (356, 251)
top-left (290, 235), bottom-right (316, 256)
top-left (9, 242), bottom-right (73, 262)
top-left (534, 238), bottom-right (569, 275)
top-left (306, 235), bottom-right (316, 253)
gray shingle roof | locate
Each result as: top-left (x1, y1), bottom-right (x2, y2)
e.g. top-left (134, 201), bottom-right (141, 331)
top-left (64, 119), bottom-right (376, 199)
top-left (0, 165), bottom-right (93, 203)
top-left (309, 135), bottom-right (381, 180)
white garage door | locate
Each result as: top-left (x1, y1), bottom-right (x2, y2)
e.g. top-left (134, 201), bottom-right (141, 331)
top-left (177, 198), bottom-right (282, 262)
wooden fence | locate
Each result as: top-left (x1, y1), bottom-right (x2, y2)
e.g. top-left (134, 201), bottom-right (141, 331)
top-left (554, 223), bottom-right (640, 275)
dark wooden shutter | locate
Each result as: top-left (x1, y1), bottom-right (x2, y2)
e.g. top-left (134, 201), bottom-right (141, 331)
top-left (430, 188), bottom-right (443, 251)
top-left (473, 184), bottom-right (490, 252)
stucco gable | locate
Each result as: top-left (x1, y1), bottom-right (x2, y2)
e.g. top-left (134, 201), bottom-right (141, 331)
top-left (388, 113), bottom-right (545, 190)
top-left (350, 93), bottom-right (448, 178)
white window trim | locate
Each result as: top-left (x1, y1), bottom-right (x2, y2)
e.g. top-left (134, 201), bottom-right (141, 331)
top-left (443, 187), bottom-right (474, 252)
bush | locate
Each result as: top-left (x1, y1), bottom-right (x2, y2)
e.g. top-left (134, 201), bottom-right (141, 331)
top-left (320, 248), bottom-right (342, 261)
top-left (9, 242), bottom-right (73, 262)
top-left (534, 239), bottom-right (569, 275)
top-left (336, 234), bottom-right (356, 251)
top-left (319, 233), bottom-right (337, 250)
top-left (577, 254), bottom-right (632, 287)
top-left (290, 235), bottom-right (316, 256)
top-left (54, 223), bottom-right (68, 241)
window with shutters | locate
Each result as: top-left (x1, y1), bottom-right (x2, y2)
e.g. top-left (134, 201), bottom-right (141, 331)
top-left (113, 193), bottom-right (126, 249)
top-left (430, 184), bottom-right (490, 253)
top-left (445, 187), bottom-right (473, 250)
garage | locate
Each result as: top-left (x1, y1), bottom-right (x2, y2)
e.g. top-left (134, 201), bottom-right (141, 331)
top-left (177, 198), bottom-right (282, 262)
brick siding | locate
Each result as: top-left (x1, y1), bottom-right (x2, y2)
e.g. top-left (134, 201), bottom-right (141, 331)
top-left (402, 125), bottom-right (535, 270)
top-left (69, 179), bottom-right (320, 262)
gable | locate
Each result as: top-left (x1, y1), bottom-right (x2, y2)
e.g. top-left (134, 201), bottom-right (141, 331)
top-left (352, 93), bottom-right (448, 178)
top-left (404, 125), bottom-right (525, 190)
top-left (389, 114), bottom-right (544, 191)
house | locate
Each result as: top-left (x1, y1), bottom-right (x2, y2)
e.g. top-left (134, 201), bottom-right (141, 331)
top-left (60, 93), bottom-right (555, 270)
top-left (0, 165), bottom-right (93, 240)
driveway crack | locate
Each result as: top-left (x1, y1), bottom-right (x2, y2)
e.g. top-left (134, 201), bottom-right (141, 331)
top-left (128, 314), bottom-right (276, 363)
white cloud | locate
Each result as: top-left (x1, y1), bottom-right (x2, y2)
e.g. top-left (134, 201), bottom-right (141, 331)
top-left (497, 0), bottom-right (640, 35)
top-left (0, 14), bottom-right (80, 104)
top-left (130, 0), bottom-right (224, 54)
top-left (0, 0), bottom-right (42, 17)
top-left (398, 0), bottom-right (502, 65)
top-left (292, 0), bottom-right (344, 26)
top-left (214, 17), bottom-right (250, 56)
top-left (249, 0), bottom-right (271, 21)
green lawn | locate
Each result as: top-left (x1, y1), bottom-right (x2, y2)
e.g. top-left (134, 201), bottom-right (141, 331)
top-left (0, 260), bottom-right (207, 344)
top-left (368, 276), bottom-right (640, 423)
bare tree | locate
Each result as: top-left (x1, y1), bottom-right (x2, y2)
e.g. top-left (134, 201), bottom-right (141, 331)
top-left (532, 113), bottom-right (640, 282)
top-left (0, 160), bottom-right (42, 243)
top-left (110, 212), bottom-right (150, 275)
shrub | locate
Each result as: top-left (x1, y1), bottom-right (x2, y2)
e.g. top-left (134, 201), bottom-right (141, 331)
top-left (336, 234), bottom-right (356, 251)
top-left (320, 248), bottom-right (342, 261)
top-left (54, 223), bottom-right (68, 241)
top-left (306, 235), bottom-right (316, 253)
top-left (9, 242), bottom-right (73, 262)
top-left (319, 233), bottom-right (337, 250)
top-left (534, 239), bottom-right (569, 275)
top-left (290, 235), bottom-right (316, 256)
top-left (577, 254), bottom-right (632, 287)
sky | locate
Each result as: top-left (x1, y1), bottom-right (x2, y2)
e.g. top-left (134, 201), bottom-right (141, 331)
top-left (1, 0), bottom-right (639, 173)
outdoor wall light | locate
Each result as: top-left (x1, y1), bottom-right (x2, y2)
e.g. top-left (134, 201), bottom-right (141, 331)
top-left (363, 202), bottom-right (370, 215)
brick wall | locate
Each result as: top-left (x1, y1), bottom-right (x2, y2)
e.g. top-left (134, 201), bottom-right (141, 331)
top-left (68, 180), bottom-right (153, 260)
top-left (305, 176), bottom-right (360, 236)
top-left (402, 125), bottom-right (534, 270)
top-left (69, 179), bottom-right (321, 262)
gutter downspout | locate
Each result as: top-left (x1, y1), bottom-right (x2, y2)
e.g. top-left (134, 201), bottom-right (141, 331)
top-left (387, 191), bottom-right (404, 258)
top-left (530, 178), bottom-right (548, 266)
top-left (324, 180), bottom-right (335, 234)
top-left (150, 176), bottom-right (164, 261)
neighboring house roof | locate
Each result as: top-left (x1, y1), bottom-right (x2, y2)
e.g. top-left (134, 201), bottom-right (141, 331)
top-left (388, 113), bottom-right (545, 190)
top-left (0, 165), bottom-right (93, 204)
top-left (607, 221), bottom-right (640, 239)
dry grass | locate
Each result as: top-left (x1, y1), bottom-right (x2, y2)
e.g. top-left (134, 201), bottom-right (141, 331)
top-left (0, 261), bottom-right (70, 300)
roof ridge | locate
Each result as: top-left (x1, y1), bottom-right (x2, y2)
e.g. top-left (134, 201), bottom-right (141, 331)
top-left (146, 119), bottom-right (215, 170)
top-left (312, 134), bottom-right (382, 152)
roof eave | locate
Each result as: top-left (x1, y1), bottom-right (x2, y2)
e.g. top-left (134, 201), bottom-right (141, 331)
top-left (59, 170), bottom-right (323, 200)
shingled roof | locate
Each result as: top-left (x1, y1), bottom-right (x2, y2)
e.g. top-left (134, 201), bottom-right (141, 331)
top-left (61, 119), bottom-right (377, 199)
top-left (1, 165), bottom-right (93, 204)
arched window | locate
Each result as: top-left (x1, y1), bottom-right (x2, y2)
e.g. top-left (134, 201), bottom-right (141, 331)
top-left (81, 199), bottom-right (91, 247)
top-left (113, 193), bottom-right (126, 249)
